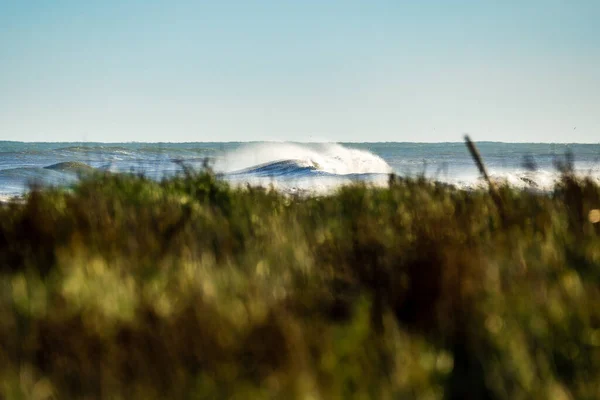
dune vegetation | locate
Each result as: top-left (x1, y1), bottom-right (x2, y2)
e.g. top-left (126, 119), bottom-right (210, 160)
top-left (2, 165), bottom-right (600, 399)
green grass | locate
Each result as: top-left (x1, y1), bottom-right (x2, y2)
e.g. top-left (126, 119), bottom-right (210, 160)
top-left (2, 170), bottom-right (600, 399)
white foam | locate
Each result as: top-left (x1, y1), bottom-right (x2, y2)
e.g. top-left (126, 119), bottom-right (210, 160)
top-left (0, 194), bottom-right (21, 203)
top-left (215, 142), bottom-right (392, 175)
top-left (447, 169), bottom-right (600, 192)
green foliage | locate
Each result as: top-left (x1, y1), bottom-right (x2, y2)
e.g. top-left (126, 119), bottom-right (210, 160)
top-left (2, 171), bottom-right (600, 399)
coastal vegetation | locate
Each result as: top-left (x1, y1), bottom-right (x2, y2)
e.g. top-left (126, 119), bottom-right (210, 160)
top-left (2, 166), bottom-right (600, 399)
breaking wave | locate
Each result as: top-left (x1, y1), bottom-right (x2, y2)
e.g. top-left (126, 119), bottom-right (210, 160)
top-left (217, 143), bottom-right (392, 178)
top-left (213, 143), bottom-right (393, 195)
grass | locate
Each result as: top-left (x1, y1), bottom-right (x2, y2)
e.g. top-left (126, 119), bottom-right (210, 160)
top-left (1, 167), bottom-right (600, 399)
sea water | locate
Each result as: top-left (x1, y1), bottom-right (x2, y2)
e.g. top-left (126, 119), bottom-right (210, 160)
top-left (1, 141), bottom-right (599, 199)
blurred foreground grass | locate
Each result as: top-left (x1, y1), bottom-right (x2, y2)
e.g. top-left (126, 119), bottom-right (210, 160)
top-left (2, 170), bottom-right (600, 399)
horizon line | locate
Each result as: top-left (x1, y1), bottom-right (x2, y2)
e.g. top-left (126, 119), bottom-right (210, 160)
top-left (2, 140), bottom-right (600, 145)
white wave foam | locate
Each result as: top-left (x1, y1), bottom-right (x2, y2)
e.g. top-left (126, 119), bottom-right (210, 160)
top-left (215, 142), bottom-right (392, 175)
top-left (448, 169), bottom-right (600, 191)
top-left (0, 194), bottom-right (21, 203)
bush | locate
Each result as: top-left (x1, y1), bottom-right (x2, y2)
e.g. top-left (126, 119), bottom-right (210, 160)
top-left (1, 171), bottom-right (600, 399)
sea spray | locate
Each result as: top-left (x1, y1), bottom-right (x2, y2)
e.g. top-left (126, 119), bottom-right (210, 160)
top-left (214, 142), bottom-right (393, 195)
top-left (215, 142), bottom-right (392, 175)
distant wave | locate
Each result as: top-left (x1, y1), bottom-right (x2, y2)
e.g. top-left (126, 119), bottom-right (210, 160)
top-left (44, 161), bottom-right (95, 172)
top-left (0, 165), bottom-right (81, 193)
top-left (229, 159), bottom-right (327, 178)
top-left (0, 162), bottom-right (95, 180)
top-left (0, 150), bottom-right (47, 156)
top-left (218, 142), bottom-right (392, 178)
top-left (215, 143), bottom-right (393, 194)
top-left (57, 145), bottom-right (131, 152)
top-left (55, 145), bottom-right (216, 156)
top-left (55, 146), bottom-right (136, 158)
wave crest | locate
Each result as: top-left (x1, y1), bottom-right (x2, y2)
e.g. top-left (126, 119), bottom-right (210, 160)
top-left (217, 143), bottom-right (392, 177)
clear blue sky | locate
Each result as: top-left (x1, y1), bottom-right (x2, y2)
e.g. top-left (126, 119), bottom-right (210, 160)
top-left (1, 1), bottom-right (599, 142)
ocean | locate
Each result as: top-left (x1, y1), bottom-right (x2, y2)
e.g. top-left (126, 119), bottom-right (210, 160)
top-left (1, 141), bottom-right (599, 199)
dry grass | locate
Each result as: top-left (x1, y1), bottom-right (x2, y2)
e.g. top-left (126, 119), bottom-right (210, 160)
top-left (1, 169), bottom-right (600, 399)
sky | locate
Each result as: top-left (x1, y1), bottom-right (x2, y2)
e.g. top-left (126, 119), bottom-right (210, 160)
top-left (1, 1), bottom-right (599, 143)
